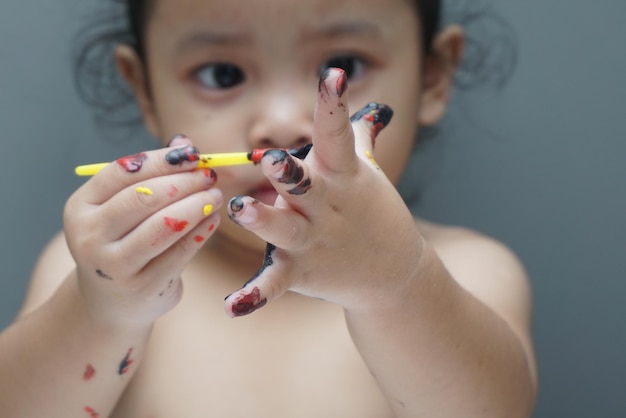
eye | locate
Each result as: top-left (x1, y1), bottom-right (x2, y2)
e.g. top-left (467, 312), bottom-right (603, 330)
top-left (319, 55), bottom-right (367, 81)
top-left (194, 63), bottom-right (245, 90)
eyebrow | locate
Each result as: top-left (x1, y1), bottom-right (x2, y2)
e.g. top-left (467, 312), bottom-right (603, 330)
top-left (303, 21), bottom-right (382, 41)
top-left (174, 29), bottom-right (252, 52)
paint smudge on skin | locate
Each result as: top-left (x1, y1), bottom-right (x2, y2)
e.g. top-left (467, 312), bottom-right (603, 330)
top-left (116, 153), bottom-right (148, 173)
top-left (84, 406), bottom-right (100, 417)
top-left (365, 151), bottom-right (381, 170)
top-left (227, 243), bottom-right (276, 317)
top-left (264, 149), bottom-right (312, 195)
top-left (135, 186), bottom-right (153, 196)
top-left (83, 364), bottom-right (96, 381)
top-left (118, 348), bottom-right (134, 376)
top-left (194, 235), bottom-right (205, 243)
top-left (209, 224), bottom-right (216, 232)
top-left (96, 269), bottom-right (113, 281)
top-left (168, 185), bottom-right (179, 197)
top-left (165, 145), bottom-right (200, 165)
top-left (203, 168), bottom-right (218, 184)
top-left (203, 204), bottom-right (214, 217)
top-left (159, 279), bottom-right (176, 297)
top-left (349, 102), bottom-right (394, 148)
top-left (164, 217), bottom-right (189, 232)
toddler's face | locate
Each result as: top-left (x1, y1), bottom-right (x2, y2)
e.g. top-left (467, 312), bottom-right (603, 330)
top-left (129, 0), bottom-right (428, 250)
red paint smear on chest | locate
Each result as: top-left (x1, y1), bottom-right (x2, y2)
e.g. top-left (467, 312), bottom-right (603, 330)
top-left (84, 406), bottom-right (100, 417)
top-left (164, 217), bottom-right (188, 232)
top-left (83, 364), bottom-right (96, 381)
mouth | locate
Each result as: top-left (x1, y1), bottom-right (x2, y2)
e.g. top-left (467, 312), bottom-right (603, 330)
top-left (246, 183), bottom-right (278, 205)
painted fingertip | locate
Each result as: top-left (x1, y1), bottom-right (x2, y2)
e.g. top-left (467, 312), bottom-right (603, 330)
top-left (165, 145), bottom-right (200, 166)
top-left (227, 286), bottom-right (268, 318)
top-left (263, 149), bottom-right (306, 186)
top-left (318, 67), bottom-right (348, 98)
top-left (350, 102), bottom-right (394, 147)
top-left (227, 196), bottom-right (259, 225)
top-left (117, 153), bottom-right (148, 173)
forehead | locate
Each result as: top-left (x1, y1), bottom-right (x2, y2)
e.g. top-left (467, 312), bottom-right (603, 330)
top-left (147, 0), bottom-right (419, 40)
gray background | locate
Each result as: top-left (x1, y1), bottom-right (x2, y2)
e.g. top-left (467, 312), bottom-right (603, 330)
top-left (1, 0), bottom-right (624, 417)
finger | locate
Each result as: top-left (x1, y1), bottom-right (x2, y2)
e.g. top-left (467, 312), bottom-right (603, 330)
top-left (140, 211), bottom-right (221, 291)
top-left (349, 102), bottom-right (394, 153)
top-left (78, 139), bottom-right (203, 204)
top-left (258, 149), bottom-right (327, 212)
top-left (115, 187), bottom-right (223, 270)
top-left (99, 167), bottom-right (217, 241)
top-left (224, 243), bottom-right (291, 318)
top-left (312, 67), bottom-right (357, 174)
top-left (227, 195), bottom-right (311, 250)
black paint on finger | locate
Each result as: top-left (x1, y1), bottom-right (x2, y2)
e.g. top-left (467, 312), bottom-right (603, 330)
top-left (165, 145), bottom-right (200, 165)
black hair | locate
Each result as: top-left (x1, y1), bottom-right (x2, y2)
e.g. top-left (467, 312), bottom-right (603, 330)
top-left (73, 0), bottom-right (516, 128)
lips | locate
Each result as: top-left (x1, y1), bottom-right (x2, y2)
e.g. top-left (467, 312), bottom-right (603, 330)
top-left (247, 183), bottom-right (278, 205)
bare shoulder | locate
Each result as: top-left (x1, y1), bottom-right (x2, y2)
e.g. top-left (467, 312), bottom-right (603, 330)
top-left (16, 232), bottom-right (75, 318)
top-left (417, 218), bottom-right (534, 352)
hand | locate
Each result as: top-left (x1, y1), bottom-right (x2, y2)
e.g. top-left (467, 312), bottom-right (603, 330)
top-left (225, 68), bottom-right (424, 317)
top-left (64, 136), bottom-right (223, 326)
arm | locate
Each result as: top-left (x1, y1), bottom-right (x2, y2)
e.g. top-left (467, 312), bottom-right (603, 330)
top-left (344, 231), bottom-right (537, 417)
top-left (0, 138), bottom-right (223, 417)
top-left (0, 253), bottom-right (152, 418)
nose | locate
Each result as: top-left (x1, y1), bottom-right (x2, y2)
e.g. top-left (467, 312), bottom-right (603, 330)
top-left (247, 85), bottom-right (313, 150)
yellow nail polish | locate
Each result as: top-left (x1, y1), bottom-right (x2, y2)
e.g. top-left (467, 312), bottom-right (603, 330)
top-left (136, 186), bottom-right (153, 196)
top-left (203, 204), bottom-right (214, 217)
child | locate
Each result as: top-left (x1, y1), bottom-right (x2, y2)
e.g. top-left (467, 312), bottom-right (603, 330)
top-left (0, 0), bottom-right (537, 416)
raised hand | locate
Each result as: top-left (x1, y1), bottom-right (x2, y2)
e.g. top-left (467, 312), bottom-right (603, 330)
top-left (64, 135), bottom-right (223, 326)
top-left (225, 68), bottom-right (424, 317)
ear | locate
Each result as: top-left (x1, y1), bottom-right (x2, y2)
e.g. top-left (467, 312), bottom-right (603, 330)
top-left (114, 44), bottom-right (162, 138)
top-left (418, 25), bottom-right (464, 126)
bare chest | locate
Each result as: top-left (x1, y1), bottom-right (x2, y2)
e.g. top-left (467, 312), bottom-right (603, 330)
top-left (111, 292), bottom-right (393, 418)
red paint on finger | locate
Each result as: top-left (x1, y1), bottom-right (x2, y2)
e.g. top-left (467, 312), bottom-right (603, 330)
top-left (194, 235), bottom-right (205, 243)
top-left (164, 217), bottom-right (189, 232)
top-left (116, 153), bottom-right (148, 173)
top-left (83, 364), bottom-right (96, 381)
top-left (231, 287), bottom-right (267, 317)
top-left (208, 224), bottom-right (216, 232)
top-left (168, 185), bottom-right (179, 197)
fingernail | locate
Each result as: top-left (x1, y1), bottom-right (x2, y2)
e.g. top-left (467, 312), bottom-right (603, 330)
top-left (165, 145), bottom-right (200, 165)
top-left (227, 196), bottom-right (259, 224)
top-left (318, 67), bottom-right (348, 98)
top-left (166, 134), bottom-right (188, 147)
top-left (350, 102), bottom-right (394, 147)
top-left (229, 287), bottom-right (267, 317)
top-left (117, 153), bottom-right (148, 173)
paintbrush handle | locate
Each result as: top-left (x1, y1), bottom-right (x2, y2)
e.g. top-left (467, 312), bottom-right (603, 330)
top-left (75, 152), bottom-right (254, 176)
